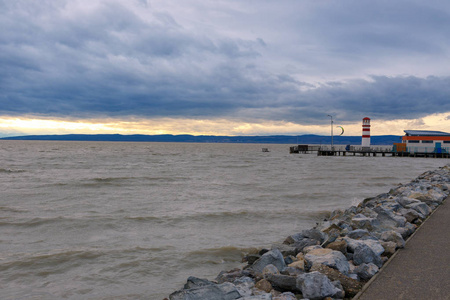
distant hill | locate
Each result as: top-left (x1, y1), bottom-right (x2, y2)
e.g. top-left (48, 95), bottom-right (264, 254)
top-left (1, 134), bottom-right (402, 145)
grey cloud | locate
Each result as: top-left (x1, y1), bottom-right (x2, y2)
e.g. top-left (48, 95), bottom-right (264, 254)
top-left (1, 0), bottom-right (450, 127)
top-left (253, 1), bottom-right (450, 78)
top-left (233, 75), bottom-right (450, 124)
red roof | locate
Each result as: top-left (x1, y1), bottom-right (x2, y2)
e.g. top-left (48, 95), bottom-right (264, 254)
top-left (363, 117), bottom-right (371, 120)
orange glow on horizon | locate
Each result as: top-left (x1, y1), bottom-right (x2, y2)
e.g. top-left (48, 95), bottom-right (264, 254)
top-left (0, 113), bottom-right (449, 137)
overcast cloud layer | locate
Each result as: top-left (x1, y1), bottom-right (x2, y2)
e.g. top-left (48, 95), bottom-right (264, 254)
top-left (1, 0), bottom-right (450, 127)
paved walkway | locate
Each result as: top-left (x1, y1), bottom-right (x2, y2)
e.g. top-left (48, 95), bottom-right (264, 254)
top-left (355, 197), bottom-right (450, 300)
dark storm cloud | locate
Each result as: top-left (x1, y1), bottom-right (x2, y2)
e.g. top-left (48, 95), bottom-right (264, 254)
top-left (282, 76), bottom-right (450, 124)
top-left (1, 0), bottom-right (450, 125)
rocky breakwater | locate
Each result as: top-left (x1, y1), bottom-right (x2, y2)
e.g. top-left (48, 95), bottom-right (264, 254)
top-left (167, 166), bottom-right (450, 300)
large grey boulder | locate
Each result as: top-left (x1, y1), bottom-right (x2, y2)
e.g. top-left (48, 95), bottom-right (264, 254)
top-left (353, 244), bottom-right (383, 268)
top-left (262, 264), bottom-right (280, 277)
top-left (304, 248), bottom-right (350, 274)
top-left (381, 241), bottom-right (397, 257)
top-left (404, 222), bottom-right (417, 236)
top-left (296, 271), bottom-right (342, 300)
top-left (301, 228), bottom-right (327, 244)
top-left (169, 282), bottom-right (241, 300)
top-left (397, 197), bottom-right (422, 208)
top-left (344, 237), bottom-right (385, 256)
top-left (265, 273), bottom-right (299, 292)
top-left (321, 227), bottom-right (341, 247)
top-left (355, 263), bottom-right (379, 281)
top-left (302, 245), bottom-right (323, 254)
top-left (243, 254), bottom-right (262, 265)
top-left (347, 229), bottom-right (371, 240)
top-left (233, 276), bottom-right (254, 297)
top-left (271, 243), bottom-right (297, 257)
top-left (427, 189), bottom-right (447, 203)
top-left (389, 185), bottom-right (409, 196)
top-left (380, 230), bottom-right (405, 248)
top-left (326, 239), bottom-right (348, 256)
top-left (272, 292), bottom-right (297, 300)
top-left (249, 248), bottom-right (286, 274)
top-left (183, 276), bottom-right (214, 289)
top-left (397, 208), bottom-right (422, 223)
top-left (283, 232), bottom-right (306, 244)
top-left (310, 263), bottom-right (363, 297)
top-left (374, 207), bottom-right (407, 229)
top-left (408, 190), bottom-right (446, 205)
top-left (409, 202), bottom-right (432, 216)
top-left (357, 206), bottom-right (378, 218)
top-left (282, 266), bottom-right (304, 276)
top-left (291, 239), bottom-right (320, 252)
top-left (377, 200), bottom-right (403, 212)
top-left (254, 279), bottom-right (272, 293)
top-left (216, 268), bottom-right (251, 283)
top-left (331, 280), bottom-right (346, 299)
top-left (351, 214), bottom-right (376, 230)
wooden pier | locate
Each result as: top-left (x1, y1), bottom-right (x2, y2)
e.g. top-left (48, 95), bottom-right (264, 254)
top-left (318, 149), bottom-right (391, 157)
top-left (290, 145), bottom-right (450, 158)
top-left (317, 150), bottom-right (450, 158)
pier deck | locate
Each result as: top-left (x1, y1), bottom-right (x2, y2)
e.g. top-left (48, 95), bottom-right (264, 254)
top-left (317, 149), bottom-right (450, 158)
top-left (289, 145), bottom-right (450, 158)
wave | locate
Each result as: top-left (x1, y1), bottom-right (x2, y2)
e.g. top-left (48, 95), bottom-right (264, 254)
top-left (0, 216), bottom-right (119, 228)
top-left (183, 246), bottom-right (248, 266)
top-left (0, 214), bottom-right (167, 228)
top-left (0, 216), bottom-right (71, 227)
top-left (190, 208), bottom-right (327, 220)
top-left (185, 246), bottom-right (255, 258)
top-left (44, 175), bottom-right (190, 188)
top-left (0, 245), bottom-right (182, 288)
top-left (0, 168), bottom-right (26, 173)
top-left (370, 176), bottom-right (400, 180)
top-left (0, 206), bottom-right (28, 213)
top-left (128, 208), bottom-right (325, 227)
top-left (124, 216), bottom-right (167, 224)
top-left (0, 249), bottom-right (104, 272)
top-left (0, 245), bottom-right (176, 272)
top-left (91, 177), bottom-right (134, 183)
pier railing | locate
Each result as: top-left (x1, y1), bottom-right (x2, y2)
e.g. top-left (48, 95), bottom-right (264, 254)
top-left (290, 144), bottom-right (450, 158)
top-left (318, 145), bottom-right (393, 152)
top-left (289, 144), bottom-right (393, 153)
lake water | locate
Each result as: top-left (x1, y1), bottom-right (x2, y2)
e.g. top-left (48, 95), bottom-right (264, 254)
top-left (0, 141), bottom-right (447, 299)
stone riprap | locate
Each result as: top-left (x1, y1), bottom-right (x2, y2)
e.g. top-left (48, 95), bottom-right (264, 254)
top-left (167, 165), bottom-right (450, 300)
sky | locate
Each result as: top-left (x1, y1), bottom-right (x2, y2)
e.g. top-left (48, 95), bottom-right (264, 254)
top-left (1, 0), bottom-right (450, 137)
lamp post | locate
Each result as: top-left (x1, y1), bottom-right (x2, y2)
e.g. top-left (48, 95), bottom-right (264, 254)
top-left (327, 115), bottom-right (334, 150)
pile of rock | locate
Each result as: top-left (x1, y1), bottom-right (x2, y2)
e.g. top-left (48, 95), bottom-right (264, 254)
top-left (168, 166), bottom-right (450, 300)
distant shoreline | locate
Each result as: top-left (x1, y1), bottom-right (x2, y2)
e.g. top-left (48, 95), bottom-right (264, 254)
top-left (0, 134), bottom-right (402, 145)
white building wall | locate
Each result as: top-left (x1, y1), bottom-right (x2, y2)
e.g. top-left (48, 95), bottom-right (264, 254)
top-left (406, 140), bottom-right (450, 153)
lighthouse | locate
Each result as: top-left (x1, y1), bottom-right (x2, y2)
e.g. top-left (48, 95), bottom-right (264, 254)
top-left (362, 117), bottom-right (371, 148)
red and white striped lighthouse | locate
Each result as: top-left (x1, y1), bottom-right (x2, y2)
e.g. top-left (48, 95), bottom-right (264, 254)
top-left (362, 117), bottom-right (371, 147)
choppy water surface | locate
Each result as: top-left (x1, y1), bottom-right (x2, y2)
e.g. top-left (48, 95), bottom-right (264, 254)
top-left (0, 141), bottom-right (446, 299)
